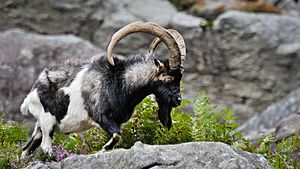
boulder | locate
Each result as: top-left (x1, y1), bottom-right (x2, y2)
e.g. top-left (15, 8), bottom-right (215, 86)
top-left (25, 142), bottom-right (273, 169)
top-left (25, 161), bottom-right (60, 169)
top-left (0, 0), bottom-right (105, 37)
top-left (0, 29), bottom-right (102, 121)
top-left (275, 112), bottom-right (300, 141)
top-left (238, 88), bottom-right (300, 141)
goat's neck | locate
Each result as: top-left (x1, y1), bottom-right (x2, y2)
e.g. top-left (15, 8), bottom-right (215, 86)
top-left (124, 62), bottom-right (158, 89)
top-left (122, 62), bottom-right (158, 111)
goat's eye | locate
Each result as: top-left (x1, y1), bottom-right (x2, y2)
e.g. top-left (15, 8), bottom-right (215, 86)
top-left (157, 74), bottom-right (174, 84)
top-left (163, 76), bottom-right (174, 84)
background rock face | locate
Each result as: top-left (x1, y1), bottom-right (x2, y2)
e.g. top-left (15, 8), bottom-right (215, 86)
top-left (25, 142), bottom-right (273, 169)
top-left (1, 0), bottom-right (300, 125)
top-left (0, 0), bottom-right (100, 35)
top-left (239, 88), bottom-right (300, 140)
top-left (184, 11), bottom-right (300, 121)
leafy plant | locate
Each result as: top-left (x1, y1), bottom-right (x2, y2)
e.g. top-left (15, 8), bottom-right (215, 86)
top-left (0, 116), bottom-right (28, 169)
top-left (53, 128), bottom-right (109, 155)
top-left (192, 94), bottom-right (243, 144)
top-left (259, 134), bottom-right (300, 169)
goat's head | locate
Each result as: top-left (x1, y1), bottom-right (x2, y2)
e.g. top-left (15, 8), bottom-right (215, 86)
top-left (106, 22), bottom-right (186, 129)
top-left (149, 28), bottom-right (185, 108)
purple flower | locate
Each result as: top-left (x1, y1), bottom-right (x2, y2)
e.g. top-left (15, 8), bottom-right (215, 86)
top-left (54, 146), bottom-right (75, 161)
top-left (10, 163), bottom-right (17, 169)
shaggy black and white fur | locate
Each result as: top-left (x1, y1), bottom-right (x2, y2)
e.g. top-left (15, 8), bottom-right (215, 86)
top-left (20, 53), bottom-right (182, 157)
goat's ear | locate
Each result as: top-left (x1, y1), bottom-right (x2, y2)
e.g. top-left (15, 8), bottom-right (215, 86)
top-left (154, 59), bottom-right (164, 70)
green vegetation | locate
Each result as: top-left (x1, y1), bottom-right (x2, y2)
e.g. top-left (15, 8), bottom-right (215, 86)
top-left (0, 93), bottom-right (300, 168)
top-left (0, 116), bottom-right (28, 169)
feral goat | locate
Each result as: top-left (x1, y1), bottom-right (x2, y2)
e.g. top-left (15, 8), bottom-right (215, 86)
top-left (20, 22), bottom-right (186, 158)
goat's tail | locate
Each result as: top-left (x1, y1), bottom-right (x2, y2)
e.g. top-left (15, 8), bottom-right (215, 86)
top-left (20, 92), bottom-right (32, 116)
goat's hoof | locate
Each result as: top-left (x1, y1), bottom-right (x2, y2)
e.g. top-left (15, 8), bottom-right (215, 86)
top-left (101, 145), bottom-right (110, 151)
top-left (41, 145), bottom-right (53, 155)
top-left (20, 151), bottom-right (34, 162)
top-left (20, 151), bottom-right (29, 160)
top-left (45, 150), bottom-right (53, 157)
top-left (113, 133), bottom-right (121, 142)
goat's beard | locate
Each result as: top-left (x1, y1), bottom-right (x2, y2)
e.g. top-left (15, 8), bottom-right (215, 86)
top-left (156, 97), bottom-right (173, 130)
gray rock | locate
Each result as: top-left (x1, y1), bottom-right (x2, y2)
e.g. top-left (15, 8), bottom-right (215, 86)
top-left (25, 162), bottom-right (50, 169)
top-left (0, 0), bottom-right (103, 36)
top-left (275, 112), bottom-right (300, 141)
top-left (238, 88), bottom-right (300, 141)
top-left (25, 161), bottom-right (60, 169)
top-left (125, 0), bottom-right (176, 25)
top-left (0, 0), bottom-right (182, 59)
top-left (0, 29), bottom-right (102, 121)
top-left (25, 142), bottom-right (273, 169)
top-left (92, 0), bottom-right (177, 55)
top-left (185, 11), bottom-right (300, 122)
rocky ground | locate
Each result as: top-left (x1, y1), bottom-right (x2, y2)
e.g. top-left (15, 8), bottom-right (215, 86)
top-left (24, 142), bottom-right (273, 169)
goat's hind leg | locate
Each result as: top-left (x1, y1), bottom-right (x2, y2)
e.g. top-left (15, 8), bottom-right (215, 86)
top-left (39, 113), bottom-right (56, 156)
top-left (98, 116), bottom-right (121, 151)
top-left (21, 122), bottom-right (42, 159)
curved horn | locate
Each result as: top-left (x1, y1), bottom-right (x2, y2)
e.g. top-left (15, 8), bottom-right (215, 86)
top-left (148, 37), bottom-right (161, 56)
top-left (148, 29), bottom-right (186, 71)
top-left (106, 22), bottom-right (181, 70)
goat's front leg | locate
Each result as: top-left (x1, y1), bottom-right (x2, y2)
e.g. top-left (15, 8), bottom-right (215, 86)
top-left (98, 115), bottom-right (121, 151)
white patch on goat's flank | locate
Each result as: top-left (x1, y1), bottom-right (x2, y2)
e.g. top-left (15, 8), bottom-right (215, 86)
top-left (124, 63), bottom-right (157, 88)
top-left (58, 67), bottom-right (96, 133)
